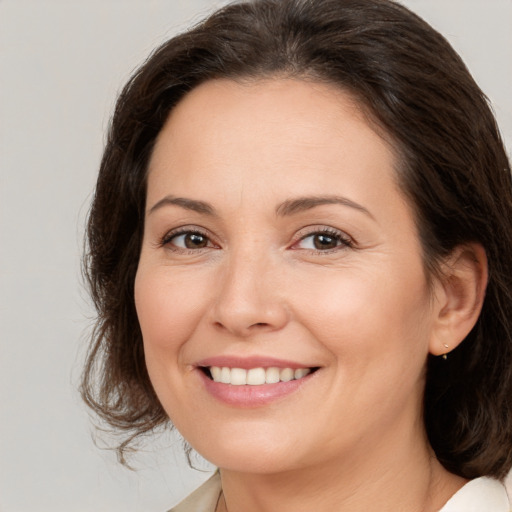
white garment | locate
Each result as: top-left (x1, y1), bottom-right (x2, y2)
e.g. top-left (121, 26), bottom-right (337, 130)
top-left (439, 477), bottom-right (510, 512)
top-left (168, 472), bottom-right (511, 512)
top-left (169, 473), bottom-right (221, 512)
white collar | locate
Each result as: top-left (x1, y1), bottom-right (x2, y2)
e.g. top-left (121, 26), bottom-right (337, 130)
top-left (169, 472), bottom-right (221, 512)
top-left (169, 474), bottom-right (510, 512)
top-left (439, 477), bottom-right (510, 512)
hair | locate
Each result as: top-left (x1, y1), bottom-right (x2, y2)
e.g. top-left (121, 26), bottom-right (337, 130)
top-left (82, 0), bottom-right (512, 478)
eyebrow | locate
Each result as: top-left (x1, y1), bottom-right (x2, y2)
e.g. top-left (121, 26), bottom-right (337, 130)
top-left (148, 195), bottom-right (217, 216)
top-left (276, 195), bottom-right (374, 219)
top-left (148, 194), bottom-right (373, 219)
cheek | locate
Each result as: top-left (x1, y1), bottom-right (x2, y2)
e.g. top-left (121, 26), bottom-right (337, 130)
top-left (134, 266), bottom-right (210, 364)
top-left (133, 265), bottom-right (217, 424)
top-left (289, 264), bottom-right (432, 363)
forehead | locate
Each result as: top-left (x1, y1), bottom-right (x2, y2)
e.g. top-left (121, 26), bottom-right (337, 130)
top-left (146, 78), bottom-right (404, 217)
top-left (151, 78), bottom-right (386, 156)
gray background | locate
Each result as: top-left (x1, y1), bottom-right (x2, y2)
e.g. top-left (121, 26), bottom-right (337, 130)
top-left (1, 1), bottom-right (511, 510)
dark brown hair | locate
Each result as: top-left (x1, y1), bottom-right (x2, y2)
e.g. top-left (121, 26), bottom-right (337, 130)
top-left (82, 0), bottom-right (512, 478)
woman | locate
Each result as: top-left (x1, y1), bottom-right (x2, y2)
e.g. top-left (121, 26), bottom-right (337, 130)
top-left (82, 0), bottom-right (512, 510)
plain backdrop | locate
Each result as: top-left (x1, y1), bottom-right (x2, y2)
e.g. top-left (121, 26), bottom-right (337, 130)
top-left (0, 1), bottom-right (511, 511)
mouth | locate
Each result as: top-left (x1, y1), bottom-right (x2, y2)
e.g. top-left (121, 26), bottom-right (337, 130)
top-left (200, 366), bottom-right (319, 386)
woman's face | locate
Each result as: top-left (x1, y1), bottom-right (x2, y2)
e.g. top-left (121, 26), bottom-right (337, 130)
top-left (135, 79), bottom-right (439, 474)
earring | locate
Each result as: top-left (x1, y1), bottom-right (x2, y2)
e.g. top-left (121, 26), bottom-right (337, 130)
top-left (442, 343), bottom-right (449, 360)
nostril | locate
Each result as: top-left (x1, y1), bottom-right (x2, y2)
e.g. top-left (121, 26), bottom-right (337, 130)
top-left (212, 301), bottom-right (289, 336)
top-left (247, 322), bottom-right (272, 331)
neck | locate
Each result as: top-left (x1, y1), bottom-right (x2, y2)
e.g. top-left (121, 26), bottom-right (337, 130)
top-left (216, 426), bottom-right (466, 512)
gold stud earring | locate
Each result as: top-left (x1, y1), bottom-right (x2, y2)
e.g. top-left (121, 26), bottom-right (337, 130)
top-left (442, 343), bottom-right (449, 360)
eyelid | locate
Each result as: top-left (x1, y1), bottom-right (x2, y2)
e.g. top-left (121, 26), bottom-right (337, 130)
top-left (159, 225), bottom-right (219, 250)
top-left (290, 225), bottom-right (354, 251)
top-left (155, 224), bottom-right (354, 253)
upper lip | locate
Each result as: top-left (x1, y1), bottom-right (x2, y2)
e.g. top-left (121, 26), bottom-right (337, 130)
top-left (196, 355), bottom-right (317, 370)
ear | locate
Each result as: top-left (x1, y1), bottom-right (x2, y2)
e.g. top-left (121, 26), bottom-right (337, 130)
top-left (429, 243), bottom-right (488, 356)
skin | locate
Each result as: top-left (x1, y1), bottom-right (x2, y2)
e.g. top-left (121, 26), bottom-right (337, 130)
top-left (134, 78), bottom-right (481, 511)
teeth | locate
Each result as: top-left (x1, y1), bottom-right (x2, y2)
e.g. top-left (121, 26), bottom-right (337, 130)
top-left (280, 368), bottom-right (294, 382)
top-left (220, 367), bottom-right (231, 384)
top-left (230, 368), bottom-right (247, 386)
top-left (210, 366), bottom-right (222, 382)
top-left (247, 367), bottom-right (266, 385)
top-left (265, 367), bottom-right (280, 384)
top-left (209, 366), bottom-right (312, 385)
top-left (294, 368), bottom-right (310, 379)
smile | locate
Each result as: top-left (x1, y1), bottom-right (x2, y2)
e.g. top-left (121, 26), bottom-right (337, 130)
top-left (205, 366), bottom-right (313, 385)
top-left (196, 357), bottom-right (320, 406)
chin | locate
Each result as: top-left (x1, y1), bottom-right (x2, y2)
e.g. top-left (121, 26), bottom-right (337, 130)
top-left (185, 426), bottom-right (307, 474)
top-left (205, 450), bottom-right (302, 475)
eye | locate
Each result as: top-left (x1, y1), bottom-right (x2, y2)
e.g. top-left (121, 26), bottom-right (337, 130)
top-left (294, 229), bottom-right (353, 251)
top-left (162, 229), bottom-right (216, 251)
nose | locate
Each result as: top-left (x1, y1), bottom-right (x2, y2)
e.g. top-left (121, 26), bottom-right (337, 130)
top-left (211, 250), bottom-right (289, 338)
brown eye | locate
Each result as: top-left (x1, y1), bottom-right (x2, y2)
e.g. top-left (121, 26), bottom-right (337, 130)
top-left (184, 233), bottom-right (208, 248)
top-left (295, 230), bottom-right (352, 251)
top-left (167, 231), bottom-right (212, 249)
top-left (312, 234), bottom-right (338, 250)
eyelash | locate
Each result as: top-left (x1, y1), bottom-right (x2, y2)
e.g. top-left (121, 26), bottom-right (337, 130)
top-left (159, 226), bottom-right (354, 253)
top-left (292, 227), bottom-right (354, 253)
top-left (159, 227), bottom-right (216, 253)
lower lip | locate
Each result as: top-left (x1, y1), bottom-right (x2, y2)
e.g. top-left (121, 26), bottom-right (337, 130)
top-left (198, 370), bottom-right (314, 407)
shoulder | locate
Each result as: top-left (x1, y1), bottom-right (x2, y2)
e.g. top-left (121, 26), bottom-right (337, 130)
top-left (167, 473), bottom-right (222, 512)
top-left (439, 477), bottom-right (511, 512)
